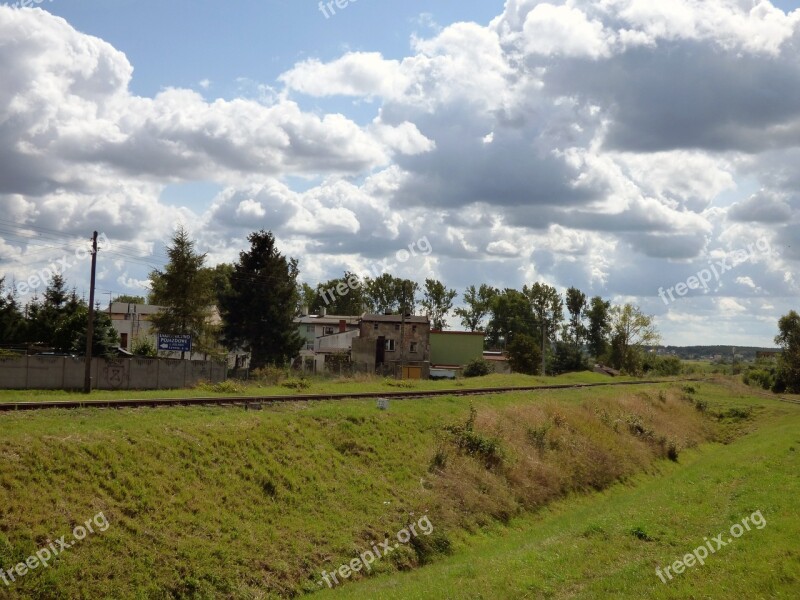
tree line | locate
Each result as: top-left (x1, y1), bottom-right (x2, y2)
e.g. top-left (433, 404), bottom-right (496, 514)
top-left (2, 226), bottom-right (799, 387)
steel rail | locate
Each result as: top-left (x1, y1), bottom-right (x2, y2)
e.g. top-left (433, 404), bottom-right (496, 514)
top-left (0, 379), bottom-right (704, 412)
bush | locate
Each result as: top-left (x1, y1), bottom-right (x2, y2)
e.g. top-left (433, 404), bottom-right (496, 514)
top-left (742, 363), bottom-right (780, 391)
top-left (444, 404), bottom-right (504, 468)
top-left (281, 378), bottom-right (311, 390)
top-left (252, 365), bottom-right (289, 385)
top-left (642, 355), bottom-right (683, 376)
top-left (197, 380), bottom-right (246, 394)
top-left (462, 358), bottom-right (494, 378)
top-left (132, 338), bottom-right (158, 358)
top-left (507, 334), bottom-right (542, 375)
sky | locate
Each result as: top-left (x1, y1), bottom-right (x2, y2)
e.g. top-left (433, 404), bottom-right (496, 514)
top-left (1, 0), bottom-right (800, 346)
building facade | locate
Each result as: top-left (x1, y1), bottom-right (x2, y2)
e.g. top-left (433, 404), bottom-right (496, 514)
top-left (294, 312), bottom-right (361, 373)
top-left (351, 314), bottom-right (431, 379)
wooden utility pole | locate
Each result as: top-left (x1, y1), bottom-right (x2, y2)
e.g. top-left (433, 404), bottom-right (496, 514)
top-left (541, 319), bottom-right (547, 376)
top-left (83, 231), bottom-right (98, 394)
top-left (400, 285), bottom-right (406, 379)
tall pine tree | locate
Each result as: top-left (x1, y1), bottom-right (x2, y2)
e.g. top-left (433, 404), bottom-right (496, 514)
top-left (219, 230), bottom-right (302, 368)
top-left (148, 226), bottom-right (217, 356)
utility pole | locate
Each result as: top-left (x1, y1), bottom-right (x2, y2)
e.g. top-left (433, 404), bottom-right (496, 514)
top-left (83, 231), bottom-right (98, 394)
top-left (400, 285), bottom-right (406, 379)
top-left (541, 319), bottom-right (547, 377)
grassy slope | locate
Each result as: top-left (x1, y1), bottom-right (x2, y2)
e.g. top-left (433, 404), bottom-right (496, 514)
top-left (324, 388), bottom-right (800, 599)
top-left (0, 379), bottom-right (793, 598)
top-left (0, 372), bottom-right (634, 403)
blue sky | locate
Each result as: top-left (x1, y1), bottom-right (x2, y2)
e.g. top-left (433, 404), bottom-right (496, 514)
top-left (2, 1), bottom-right (800, 346)
top-left (44, 1), bottom-right (506, 97)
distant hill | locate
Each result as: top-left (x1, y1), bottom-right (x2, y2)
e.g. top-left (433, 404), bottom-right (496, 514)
top-left (654, 346), bottom-right (780, 360)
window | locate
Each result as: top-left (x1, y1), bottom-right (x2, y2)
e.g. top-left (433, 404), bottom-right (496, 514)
top-left (120, 333), bottom-right (129, 349)
top-left (410, 342), bottom-right (418, 353)
top-left (323, 326), bottom-right (335, 335)
top-left (385, 339), bottom-right (396, 351)
top-left (306, 343), bottom-right (314, 351)
top-left (373, 323), bottom-right (379, 330)
top-left (412, 325), bottom-right (417, 332)
top-left (306, 325), bottom-right (313, 333)
top-left (394, 324), bottom-right (400, 331)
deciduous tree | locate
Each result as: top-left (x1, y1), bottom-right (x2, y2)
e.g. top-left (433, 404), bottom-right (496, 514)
top-left (421, 279), bottom-right (457, 330)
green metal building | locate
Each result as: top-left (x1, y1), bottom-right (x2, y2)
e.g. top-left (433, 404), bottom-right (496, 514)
top-left (429, 331), bottom-right (485, 367)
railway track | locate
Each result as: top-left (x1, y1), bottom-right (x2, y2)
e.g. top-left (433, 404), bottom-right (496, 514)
top-left (0, 379), bottom-right (703, 412)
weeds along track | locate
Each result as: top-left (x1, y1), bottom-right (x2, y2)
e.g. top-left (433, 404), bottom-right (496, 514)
top-left (0, 379), bottom-right (709, 412)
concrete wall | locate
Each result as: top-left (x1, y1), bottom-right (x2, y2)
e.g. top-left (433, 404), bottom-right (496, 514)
top-left (0, 356), bottom-right (225, 391)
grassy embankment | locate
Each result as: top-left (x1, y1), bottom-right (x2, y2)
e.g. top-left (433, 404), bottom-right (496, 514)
top-left (0, 377), bottom-right (795, 598)
top-left (326, 382), bottom-right (800, 599)
top-left (0, 372), bottom-right (636, 403)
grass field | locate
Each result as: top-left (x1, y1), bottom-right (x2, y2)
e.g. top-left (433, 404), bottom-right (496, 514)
top-left (0, 371), bottom-right (636, 403)
top-left (0, 376), bottom-right (796, 598)
top-left (324, 383), bottom-right (800, 599)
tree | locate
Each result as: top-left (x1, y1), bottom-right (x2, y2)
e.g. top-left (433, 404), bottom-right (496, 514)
top-left (607, 304), bottom-right (660, 375)
top-left (207, 263), bottom-right (234, 307)
top-left (486, 288), bottom-right (535, 348)
top-left (586, 296), bottom-right (611, 360)
top-left (454, 284), bottom-right (496, 332)
top-left (148, 227), bottom-right (217, 356)
top-left (523, 282), bottom-right (563, 345)
top-left (421, 279), bottom-right (457, 330)
top-left (297, 282), bottom-right (319, 315)
top-left (564, 287), bottom-right (588, 349)
top-left (0, 278), bottom-right (27, 344)
top-left (507, 334), bottom-right (542, 375)
top-left (363, 274), bottom-right (418, 314)
top-left (71, 307), bottom-right (119, 358)
top-left (775, 310), bottom-right (800, 393)
top-left (113, 295), bottom-right (146, 305)
top-left (25, 275), bottom-right (81, 350)
top-left (316, 271), bottom-right (369, 315)
top-left (219, 230), bottom-right (303, 369)
top-left (51, 291), bottom-right (89, 353)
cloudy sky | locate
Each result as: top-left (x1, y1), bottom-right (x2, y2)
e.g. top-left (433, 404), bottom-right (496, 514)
top-left (1, 0), bottom-right (799, 346)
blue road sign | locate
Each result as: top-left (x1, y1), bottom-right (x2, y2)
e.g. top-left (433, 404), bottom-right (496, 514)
top-left (157, 334), bottom-right (192, 353)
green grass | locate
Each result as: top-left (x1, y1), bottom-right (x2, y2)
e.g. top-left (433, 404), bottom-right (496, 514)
top-left (0, 379), bottom-right (793, 598)
top-left (322, 388), bottom-right (800, 599)
top-left (0, 371), bottom-right (637, 403)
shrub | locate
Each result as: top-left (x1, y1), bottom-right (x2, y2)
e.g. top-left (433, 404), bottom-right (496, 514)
top-left (281, 378), bottom-right (311, 391)
top-left (132, 338), bottom-right (158, 358)
top-left (507, 334), bottom-right (542, 375)
top-left (252, 365), bottom-right (289, 385)
top-left (197, 380), bottom-right (246, 394)
top-left (462, 358), bottom-right (494, 378)
top-left (642, 355), bottom-right (682, 376)
top-left (444, 404), bottom-right (504, 468)
top-left (743, 368), bottom-right (776, 390)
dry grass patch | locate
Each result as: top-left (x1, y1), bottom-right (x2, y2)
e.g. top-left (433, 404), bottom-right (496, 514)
top-left (430, 387), bottom-right (716, 529)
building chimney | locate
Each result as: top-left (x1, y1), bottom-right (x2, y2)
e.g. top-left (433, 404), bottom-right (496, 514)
top-left (319, 307), bottom-right (327, 317)
top-left (302, 305), bottom-right (309, 316)
top-left (339, 319), bottom-right (347, 333)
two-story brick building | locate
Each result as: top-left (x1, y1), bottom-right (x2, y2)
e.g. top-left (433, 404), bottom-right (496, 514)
top-left (351, 313), bottom-right (431, 379)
